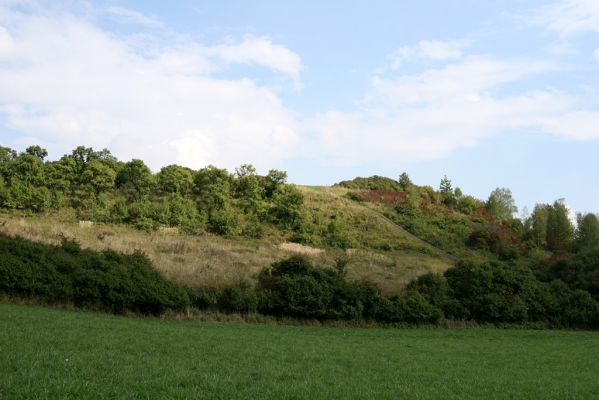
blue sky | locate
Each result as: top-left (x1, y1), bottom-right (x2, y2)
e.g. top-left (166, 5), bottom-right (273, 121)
top-left (0, 0), bottom-right (598, 214)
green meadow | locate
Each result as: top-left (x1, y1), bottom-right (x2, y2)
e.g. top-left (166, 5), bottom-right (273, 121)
top-left (1, 302), bottom-right (597, 399)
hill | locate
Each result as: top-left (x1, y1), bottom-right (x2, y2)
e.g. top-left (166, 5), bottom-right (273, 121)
top-left (1, 144), bottom-right (598, 307)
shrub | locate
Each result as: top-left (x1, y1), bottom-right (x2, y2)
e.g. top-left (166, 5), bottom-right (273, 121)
top-left (0, 234), bottom-right (189, 315)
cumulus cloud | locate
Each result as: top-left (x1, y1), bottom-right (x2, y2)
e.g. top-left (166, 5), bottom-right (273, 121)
top-left (533, 0), bottom-right (599, 36)
top-left (0, 4), bottom-right (301, 171)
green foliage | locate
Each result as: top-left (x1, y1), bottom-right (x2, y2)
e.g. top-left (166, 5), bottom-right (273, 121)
top-left (546, 200), bottom-right (574, 252)
top-left (457, 195), bottom-right (482, 215)
top-left (81, 160), bottom-right (116, 195)
top-left (406, 259), bottom-right (599, 328)
top-left (264, 169), bottom-right (287, 198)
top-left (255, 255), bottom-right (439, 323)
top-left (575, 213), bottom-right (599, 250)
top-left (208, 205), bottom-right (242, 236)
top-left (486, 187), bottom-right (517, 222)
top-left (194, 165), bottom-right (232, 209)
top-left (336, 175), bottom-right (402, 191)
top-left (116, 159), bottom-right (155, 199)
top-left (0, 234), bottom-right (189, 315)
top-left (398, 172), bottom-right (412, 189)
top-left (157, 165), bottom-right (194, 195)
top-left (270, 184), bottom-right (304, 228)
top-left (25, 145), bottom-right (48, 161)
top-left (539, 246), bottom-right (599, 301)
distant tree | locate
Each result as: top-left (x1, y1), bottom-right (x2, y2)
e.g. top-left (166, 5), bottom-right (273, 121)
top-left (439, 175), bottom-right (455, 207)
top-left (116, 159), bottom-right (154, 200)
top-left (264, 169), bottom-right (287, 198)
top-left (9, 154), bottom-right (45, 186)
top-left (458, 195), bottom-right (482, 215)
top-left (576, 213), bottom-right (599, 250)
top-left (0, 146), bottom-right (17, 163)
top-left (546, 199), bottom-right (574, 252)
top-left (194, 166), bottom-right (232, 209)
top-left (234, 164), bottom-right (264, 212)
top-left (439, 175), bottom-right (452, 194)
top-left (529, 204), bottom-right (549, 247)
top-left (454, 187), bottom-right (463, 199)
top-left (0, 146), bottom-right (17, 180)
top-left (486, 187), bottom-right (518, 222)
top-left (92, 148), bottom-right (121, 171)
top-left (271, 185), bottom-right (304, 228)
top-left (70, 146), bottom-right (95, 175)
top-left (25, 145), bottom-right (48, 161)
top-left (157, 165), bottom-right (194, 195)
top-left (399, 172), bottom-right (412, 190)
top-left (81, 160), bottom-right (116, 195)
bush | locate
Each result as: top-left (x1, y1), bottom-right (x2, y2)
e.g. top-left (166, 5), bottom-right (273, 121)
top-left (256, 255), bottom-right (440, 323)
top-left (0, 234), bottom-right (189, 315)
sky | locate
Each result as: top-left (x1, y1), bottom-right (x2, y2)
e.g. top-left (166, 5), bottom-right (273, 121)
top-left (0, 0), bottom-right (598, 214)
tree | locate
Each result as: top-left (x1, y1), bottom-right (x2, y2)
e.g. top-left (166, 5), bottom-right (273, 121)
top-left (194, 165), bottom-right (231, 209)
top-left (398, 172), bottom-right (412, 190)
top-left (486, 187), bottom-right (518, 222)
top-left (25, 145), bottom-right (48, 161)
top-left (0, 146), bottom-right (17, 181)
top-left (271, 185), bottom-right (304, 228)
top-left (576, 213), bottom-right (599, 250)
top-left (529, 204), bottom-right (548, 247)
top-left (264, 169), bottom-right (287, 198)
top-left (233, 164), bottom-right (264, 213)
top-left (439, 175), bottom-right (452, 194)
top-left (81, 160), bottom-right (116, 195)
top-left (439, 175), bottom-right (455, 207)
top-left (116, 159), bottom-right (154, 200)
top-left (9, 154), bottom-right (45, 186)
top-left (157, 165), bottom-right (194, 195)
top-left (546, 199), bottom-right (574, 252)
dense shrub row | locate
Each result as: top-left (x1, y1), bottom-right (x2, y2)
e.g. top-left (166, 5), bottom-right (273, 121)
top-left (0, 234), bottom-right (189, 315)
top-left (189, 256), bottom-right (441, 324)
top-left (2, 233), bottom-right (597, 328)
top-left (190, 255), bottom-right (598, 328)
top-left (409, 261), bottom-right (599, 328)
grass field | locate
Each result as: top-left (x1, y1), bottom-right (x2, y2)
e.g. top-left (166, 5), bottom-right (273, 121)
top-left (1, 302), bottom-right (598, 399)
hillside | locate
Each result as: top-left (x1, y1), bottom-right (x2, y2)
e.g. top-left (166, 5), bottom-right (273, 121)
top-left (0, 184), bottom-right (453, 295)
top-left (1, 145), bottom-right (597, 307)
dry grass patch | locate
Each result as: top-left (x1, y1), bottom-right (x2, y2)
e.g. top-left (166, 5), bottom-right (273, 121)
top-left (0, 199), bottom-right (454, 295)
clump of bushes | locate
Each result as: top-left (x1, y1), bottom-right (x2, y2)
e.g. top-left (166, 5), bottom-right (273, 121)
top-left (0, 234), bottom-right (189, 315)
top-left (212, 255), bottom-right (442, 324)
top-left (408, 260), bottom-right (599, 328)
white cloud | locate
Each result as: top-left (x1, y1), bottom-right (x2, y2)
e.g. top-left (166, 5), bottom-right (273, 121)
top-left (0, 5), bottom-right (300, 171)
top-left (540, 110), bottom-right (599, 140)
top-left (533, 0), bottom-right (599, 36)
top-left (106, 6), bottom-right (163, 28)
top-left (388, 40), bottom-right (465, 69)
top-left (305, 54), bottom-right (597, 166)
top-left (594, 48), bottom-right (599, 61)
top-left (208, 36), bottom-right (302, 88)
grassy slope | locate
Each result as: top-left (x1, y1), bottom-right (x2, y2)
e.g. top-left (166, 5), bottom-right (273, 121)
top-left (2, 302), bottom-right (598, 399)
top-left (0, 186), bottom-right (453, 295)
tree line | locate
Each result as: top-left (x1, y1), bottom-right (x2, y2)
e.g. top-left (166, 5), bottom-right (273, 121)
top-left (0, 145), bottom-right (303, 237)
